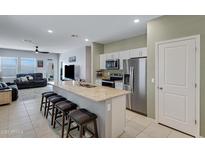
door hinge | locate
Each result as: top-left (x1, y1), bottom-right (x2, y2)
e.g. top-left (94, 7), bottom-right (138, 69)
top-left (195, 120), bottom-right (197, 125)
top-left (195, 47), bottom-right (197, 52)
top-left (195, 83), bottom-right (197, 88)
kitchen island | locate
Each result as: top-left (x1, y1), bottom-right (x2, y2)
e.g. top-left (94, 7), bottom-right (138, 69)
top-left (51, 81), bottom-right (129, 138)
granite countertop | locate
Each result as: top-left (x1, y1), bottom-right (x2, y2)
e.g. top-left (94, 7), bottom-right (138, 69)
top-left (51, 81), bottom-right (130, 102)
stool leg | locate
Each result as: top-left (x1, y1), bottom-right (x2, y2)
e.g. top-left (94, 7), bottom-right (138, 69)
top-left (79, 125), bottom-right (83, 138)
top-left (53, 108), bottom-right (58, 128)
top-left (40, 96), bottom-right (44, 111)
top-left (61, 112), bottom-right (65, 138)
top-left (44, 98), bottom-right (47, 117)
top-left (94, 119), bottom-right (98, 138)
top-left (46, 101), bottom-right (50, 118)
top-left (51, 103), bottom-right (55, 125)
top-left (66, 116), bottom-right (71, 138)
top-left (82, 127), bottom-right (85, 136)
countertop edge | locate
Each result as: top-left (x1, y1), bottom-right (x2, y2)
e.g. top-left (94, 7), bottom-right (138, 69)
top-left (52, 84), bottom-right (130, 102)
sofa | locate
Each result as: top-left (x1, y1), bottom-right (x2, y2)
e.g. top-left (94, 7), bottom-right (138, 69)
top-left (0, 82), bottom-right (18, 101)
top-left (14, 73), bottom-right (47, 89)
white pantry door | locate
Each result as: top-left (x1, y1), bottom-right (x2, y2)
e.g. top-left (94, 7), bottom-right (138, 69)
top-left (158, 39), bottom-right (197, 136)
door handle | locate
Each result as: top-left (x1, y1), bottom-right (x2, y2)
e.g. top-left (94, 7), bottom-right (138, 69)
top-left (158, 87), bottom-right (163, 90)
top-left (129, 67), bottom-right (134, 94)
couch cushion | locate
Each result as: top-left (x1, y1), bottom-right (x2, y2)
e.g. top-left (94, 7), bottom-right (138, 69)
top-left (34, 73), bottom-right (43, 80)
top-left (32, 80), bottom-right (45, 83)
top-left (15, 73), bottom-right (46, 89)
top-left (20, 76), bottom-right (28, 82)
top-left (16, 73), bottom-right (44, 80)
top-left (17, 73), bottom-right (28, 78)
top-left (0, 82), bottom-right (9, 90)
top-left (16, 78), bottom-right (22, 83)
top-left (0, 82), bottom-right (8, 88)
top-left (26, 75), bottom-right (34, 81)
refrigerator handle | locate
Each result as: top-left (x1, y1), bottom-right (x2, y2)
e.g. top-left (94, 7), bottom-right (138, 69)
top-left (130, 67), bottom-right (134, 94)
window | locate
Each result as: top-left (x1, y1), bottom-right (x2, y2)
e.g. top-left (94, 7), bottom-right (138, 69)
top-left (20, 58), bottom-right (36, 73)
top-left (0, 57), bottom-right (1, 72)
top-left (1, 57), bottom-right (18, 77)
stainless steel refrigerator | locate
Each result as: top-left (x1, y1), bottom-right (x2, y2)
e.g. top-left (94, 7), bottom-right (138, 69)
top-left (123, 58), bottom-right (147, 115)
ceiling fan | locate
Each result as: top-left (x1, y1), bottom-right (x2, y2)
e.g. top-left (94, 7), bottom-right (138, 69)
top-left (35, 46), bottom-right (50, 54)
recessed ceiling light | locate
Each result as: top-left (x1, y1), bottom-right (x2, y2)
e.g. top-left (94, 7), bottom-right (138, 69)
top-left (85, 38), bottom-right (89, 42)
top-left (133, 19), bottom-right (140, 23)
top-left (48, 29), bottom-right (53, 33)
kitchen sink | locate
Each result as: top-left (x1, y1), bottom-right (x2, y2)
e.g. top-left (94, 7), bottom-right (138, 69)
top-left (79, 83), bottom-right (96, 88)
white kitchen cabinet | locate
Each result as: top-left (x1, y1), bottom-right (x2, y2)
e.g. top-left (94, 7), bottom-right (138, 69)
top-left (115, 81), bottom-right (123, 90)
top-left (119, 50), bottom-right (130, 69)
top-left (99, 47), bottom-right (147, 70)
top-left (106, 52), bottom-right (119, 60)
top-left (119, 50), bottom-right (130, 59)
top-left (129, 49), bottom-right (140, 58)
top-left (100, 54), bottom-right (106, 69)
top-left (105, 53), bottom-right (111, 60)
top-left (139, 47), bottom-right (147, 57)
top-left (95, 79), bottom-right (102, 86)
top-left (113, 52), bottom-right (119, 59)
top-left (130, 47), bottom-right (147, 58)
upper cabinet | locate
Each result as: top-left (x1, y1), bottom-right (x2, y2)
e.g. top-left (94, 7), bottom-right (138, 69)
top-left (129, 47), bottom-right (147, 58)
top-left (99, 47), bottom-right (147, 70)
top-left (139, 47), bottom-right (147, 57)
top-left (129, 49), bottom-right (140, 58)
top-left (119, 50), bottom-right (130, 69)
top-left (106, 52), bottom-right (119, 60)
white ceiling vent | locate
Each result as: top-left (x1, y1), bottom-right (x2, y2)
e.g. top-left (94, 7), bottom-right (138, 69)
top-left (71, 34), bottom-right (79, 38)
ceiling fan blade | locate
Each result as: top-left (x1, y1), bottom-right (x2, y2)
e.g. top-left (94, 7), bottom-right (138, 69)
top-left (38, 51), bottom-right (50, 54)
top-left (34, 46), bottom-right (50, 54)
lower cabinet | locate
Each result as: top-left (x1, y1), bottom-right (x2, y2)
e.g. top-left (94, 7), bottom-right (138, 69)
top-left (0, 89), bottom-right (12, 105)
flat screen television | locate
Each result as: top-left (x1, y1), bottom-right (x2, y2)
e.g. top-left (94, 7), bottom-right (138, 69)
top-left (64, 65), bottom-right (74, 80)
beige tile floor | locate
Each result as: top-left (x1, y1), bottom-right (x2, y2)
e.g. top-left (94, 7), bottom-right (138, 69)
top-left (0, 85), bottom-right (192, 138)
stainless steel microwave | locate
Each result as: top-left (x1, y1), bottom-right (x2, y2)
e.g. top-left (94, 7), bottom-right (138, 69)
top-left (106, 59), bottom-right (120, 70)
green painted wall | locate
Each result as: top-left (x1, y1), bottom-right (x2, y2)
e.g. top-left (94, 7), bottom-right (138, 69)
top-left (104, 34), bottom-right (147, 53)
top-left (91, 42), bottom-right (104, 83)
top-left (147, 15), bottom-right (205, 136)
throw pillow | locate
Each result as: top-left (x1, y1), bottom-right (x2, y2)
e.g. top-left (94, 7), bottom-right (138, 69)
top-left (26, 75), bottom-right (33, 81)
top-left (20, 76), bottom-right (28, 82)
top-left (1, 82), bottom-right (8, 88)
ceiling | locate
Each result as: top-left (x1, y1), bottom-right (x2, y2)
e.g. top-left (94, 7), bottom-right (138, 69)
top-left (0, 15), bottom-right (160, 53)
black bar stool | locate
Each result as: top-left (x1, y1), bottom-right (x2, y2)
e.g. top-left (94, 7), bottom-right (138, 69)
top-left (53, 100), bottom-right (77, 138)
top-left (66, 108), bottom-right (98, 138)
top-left (46, 95), bottom-right (66, 125)
top-left (40, 91), bottom-right (57, 116)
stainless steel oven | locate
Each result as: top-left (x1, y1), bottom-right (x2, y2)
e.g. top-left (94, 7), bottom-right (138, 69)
top-left (102, 80), bottom-right (115, 88)
top-left (106, 59), bottom-right (120, 70)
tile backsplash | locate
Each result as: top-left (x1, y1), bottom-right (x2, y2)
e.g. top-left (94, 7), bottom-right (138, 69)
top-left (96, 69), bottom-right (123, 79)
top-left (104, 69), bottom-right (123, 75)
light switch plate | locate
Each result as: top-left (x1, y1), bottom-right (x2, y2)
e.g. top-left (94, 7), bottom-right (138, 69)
top-left (107, 104), bottom-right (111, 111)
top-left (151, 78), bottom-right (155, 83)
